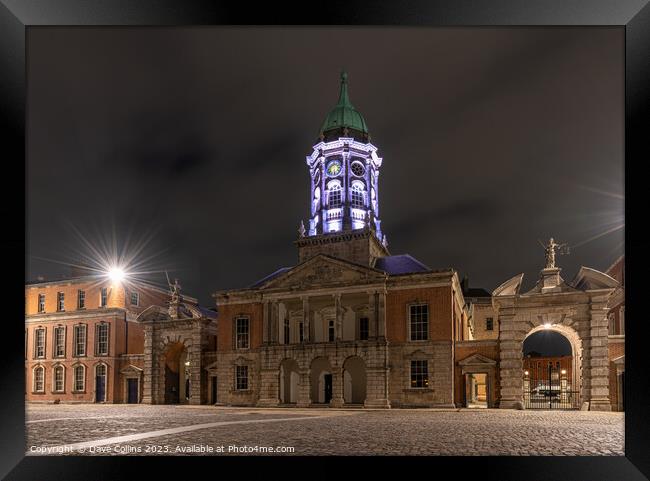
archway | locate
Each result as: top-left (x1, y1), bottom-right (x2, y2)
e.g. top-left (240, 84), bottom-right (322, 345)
top-left (522, 325), bottom-right (581, 409)
top-left (163, 341), bottom-right (186, 404)
top-left (279, 359), bottom-right (300, 404)
top-left (310, 357), bottom-right (332, 404)
top-left (343, 356), bottom-right (366, 404)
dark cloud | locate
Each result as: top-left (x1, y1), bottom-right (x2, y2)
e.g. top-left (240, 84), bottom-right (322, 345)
top-left (27, 28), bottom-right (624, 305)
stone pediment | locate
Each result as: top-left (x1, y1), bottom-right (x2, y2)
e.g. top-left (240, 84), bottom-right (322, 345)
top-left (259, 254), bottom-right (386, 290)
top-left (493, 273), bottom-right (524, 297)
top-left (458, 353), bottom-right (497, 366)
top-left (571, 266), bottom-right (619, 291)
top-left (120, 364), bottom-right (144, 375)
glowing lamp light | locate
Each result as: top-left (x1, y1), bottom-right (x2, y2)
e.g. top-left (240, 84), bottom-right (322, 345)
top-left (524, 370), bottom-right (529, 376)
top-left (561, 369), bottom-right (567, 375)
top-left (107, 267), bottom-right (126, 283)
top-left (543, 323), bottom-right (552, 329)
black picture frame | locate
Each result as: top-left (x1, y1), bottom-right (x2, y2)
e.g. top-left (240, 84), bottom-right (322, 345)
top-left (2, 1), bottom-right (649, 480)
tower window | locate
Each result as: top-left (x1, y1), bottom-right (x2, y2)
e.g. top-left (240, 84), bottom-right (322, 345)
top-left (328, 185), bottom-right (342, 208)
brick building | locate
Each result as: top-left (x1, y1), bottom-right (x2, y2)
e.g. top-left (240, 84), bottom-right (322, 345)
top-left (24, 273), bottom-right (200, 404)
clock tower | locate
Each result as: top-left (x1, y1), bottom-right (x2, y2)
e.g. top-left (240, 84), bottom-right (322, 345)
top-left (295, 72), bottom-right (389, 266)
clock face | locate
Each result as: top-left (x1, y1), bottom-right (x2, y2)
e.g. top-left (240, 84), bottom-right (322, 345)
top-left (351, 161), bottom-right (365, 177)
top-left (326, 160), bottom-right (342, 177)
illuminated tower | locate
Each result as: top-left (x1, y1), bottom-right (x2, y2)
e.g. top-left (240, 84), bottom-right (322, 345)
top-left (296, 72), bottom-right (389, 266)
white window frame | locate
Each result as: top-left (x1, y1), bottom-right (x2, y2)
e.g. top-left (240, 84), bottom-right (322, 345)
top-left (235, 365), bottom-right (249, 391)
top-left (100, 287), bottom-right (108, 307)
top-left (57, 292), bottom-right (65, 312)
top-left (407, 303), bottom-right (429, 342)
top-left (73, 364), bottom-right (86, 392)
top-left (77, 289), bottom-right (86, 309)
top-left (96, 323), bottom-right (109, 356)
top-left (37, 293), bottom-right (45, 313)
top-left (52, 364), bottom-right (65, 393)
top-left (235, 316), bottom-right (250, 350)
top-left (130, 291), bottom-right (139, 306)
top-left (410, 359), bottom-right (429, 389)
top-left (54, 326), bottom-right (66, 358)
top-left (34, 327), bottom-right (46, 359)
top-left (33, 365), bottom-right (45, 393)
top-left (74, 324), bottom-right (87, 357)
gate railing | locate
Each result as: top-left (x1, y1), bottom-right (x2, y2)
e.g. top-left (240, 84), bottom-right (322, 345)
top-left (523, 364), bottom-right (580, 410)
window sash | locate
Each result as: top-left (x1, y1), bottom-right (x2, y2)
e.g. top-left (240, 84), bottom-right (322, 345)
top-left (130, 292), bottom-right (139, 306)
top-left (410, 360), bottom-right (429, 388)
top-left (409, 304), bottom-right (429, 341)
top-left (235, 317), bottom-right (249, 349)
top-left (77, 290), bottom-right (85, 309)
top-left (74, 325), bottom-right (87, 356)
top-left (54, 327), bottom-right (65, 357)
top-left (100, 288), bottom-right (108, 307)
top-left (74, 366), bottom-right (85, 391)
top-left (54, 367), bottom-right (64, 392)
top-left (35, 329), bottom-right (45, 358)
top-left (96, 324), bottom-right (109, 355)
top-left (236, 366), bottom-right (248, 390)
top-left (38, 294), bottom-right (45, 313)
top-left (351, 189), bottom-right (364, 208)
top-left (57, 292), bottom-right (65, 311)
top-left (34, 367), bottom-right (44, 392)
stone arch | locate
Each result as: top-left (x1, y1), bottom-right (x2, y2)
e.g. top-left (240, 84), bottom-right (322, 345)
top-left (279, 358), bottom-right (300, 404)
top-left (523, 323), bottom-right (583, 401)
top-left (343, 356), bottom-right (367, 404)
top-left (310, 357), bottom-right (333, 404)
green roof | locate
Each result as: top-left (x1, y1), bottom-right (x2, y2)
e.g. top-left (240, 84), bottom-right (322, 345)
top-left (320, 71), bottom-right (369, 136)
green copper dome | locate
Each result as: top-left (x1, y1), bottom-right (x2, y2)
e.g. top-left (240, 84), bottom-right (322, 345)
top-left (319, 71), bottom-right (369, 137)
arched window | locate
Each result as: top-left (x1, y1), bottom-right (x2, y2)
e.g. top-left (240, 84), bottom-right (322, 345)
top-left (350, 181), bottom-right (365, 209)
top-left (327, 181), bottom-right (342, 208)
top-left (73, 364), bottom-right (86, 392)
top-left (33, 365), bottom-right (45, 392)
top-left (53, 365), bottom-right (65, 392)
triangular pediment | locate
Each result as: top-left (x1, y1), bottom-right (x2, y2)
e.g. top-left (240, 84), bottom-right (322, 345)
top-left (120, 364), bottom-right (144, 375)
top-left (571, 266), bottom-right (619, 291)
top-left (260, 254), bottom-right (387, 290)
top-left (458, 353), bottom-right (497, 366)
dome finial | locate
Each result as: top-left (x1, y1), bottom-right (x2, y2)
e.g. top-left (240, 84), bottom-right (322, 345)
top-left (337, 70), bottom-right (351, 107)
top-left (341, 70), bottom-right (348, 82)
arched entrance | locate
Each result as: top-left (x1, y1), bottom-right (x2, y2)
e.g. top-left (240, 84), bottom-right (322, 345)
top-left (310, 357), bottom-right (332, 404)
top-left (522, 325), bottom-right (581, 409)
top-left (279, 359), bottom-right (300, 404)
top-left (343, 356), bottom-right (366, 405)
top-left (163, 341), bottom-right (187, 404)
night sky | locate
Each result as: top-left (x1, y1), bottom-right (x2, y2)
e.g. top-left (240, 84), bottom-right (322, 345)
top-left (27, 27), bottom-right (624, 307)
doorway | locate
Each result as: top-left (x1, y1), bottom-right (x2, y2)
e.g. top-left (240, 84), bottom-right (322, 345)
top-left (95, 364), bottom-right (107, 403)
top-left (465, 373), bottom-right (487, 408)
top-left (324, 374), bottom-right (333, 404)
top-left (127, 378), bottom-right (139, 403)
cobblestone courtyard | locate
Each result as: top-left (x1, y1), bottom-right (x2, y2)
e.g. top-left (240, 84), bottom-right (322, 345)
top-left (25, 404), bottom-right (624, 456)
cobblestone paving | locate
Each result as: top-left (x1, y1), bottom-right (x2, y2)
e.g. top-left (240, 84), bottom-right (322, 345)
top-left (26, 404), bottom-right (624, 456)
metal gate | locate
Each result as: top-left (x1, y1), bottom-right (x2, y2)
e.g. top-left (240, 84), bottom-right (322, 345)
top-left (524, 364), bottom-right (580, 410)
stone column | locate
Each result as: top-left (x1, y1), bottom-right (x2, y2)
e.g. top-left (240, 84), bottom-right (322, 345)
top-left (271, 300), bottom-right (279, 345)
top-left (256, 359), bottom-right (281, 407)
top-left (377, 290), bottom-right (387, 339)
top-left (329, 366), bottom-right (345, 407)
top-left (363, 345), bottom-right (391, 408)
top-left (296, 369), bottom-right (311, 407)
top-left (302, 296), bottom-right (310, 342)
top-left (497, 306), bottom-right (526, 409)
top-left (582, 293), bottom-right (612, 411)
top-left (262, 300), bottom-right (270, 345)
top-left (142, 325), bottom-right (155, 404)
top-left (367, 291), bottom-right (377, 339)
top-left (334, 293), bottom-right (342, 341)
top-left (189, 326), bottom-right (203, 405)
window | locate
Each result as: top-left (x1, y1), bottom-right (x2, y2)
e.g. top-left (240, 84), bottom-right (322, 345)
top-left (100, 287), bottom-right (108, 307)
top-left (486, 317), bottom-right (494, 331)
top-left (130, 291), bottom-right (139, 306)
top-left (34, 328), bottom-right (45, 358)
top-left (77, 289), bottom-right (85, 309)
top-left (409, 304), bottom-right (429, 341)
top-left (235, 365), bottom-right (249, 390)
top-left (38, 294), bottom-right (45, 313)
top-left (328, 185), bottom-right (342, 208)
top-left (410, 360), bottom-right (429, 388)
top-left (350, 183), bottom-right (365, 208)
top-left (33, 366), bottom-right (45, 392)
top-left (328, 319), bottom-right (335, 342)
top-left (73, 365), bottom-right (85, 392)
top-left (96, 323), bottom-right (109, 355)
top-left (53, 365), bottom-right (64, 392)
top-left (235, 317), bottom-right (249, 349)
top-left (57, 292), bottom-right (65, 312)
top-left (54, 326), bottom-right (65, 357)
top-left (359, 317), bottom-right (369, 341)
top-left (74, 324), bottom-right (87, 356)
top-left (283, 318), bottom-right (290, 344)
top-left (298, 322), bottom-right (304, 343)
